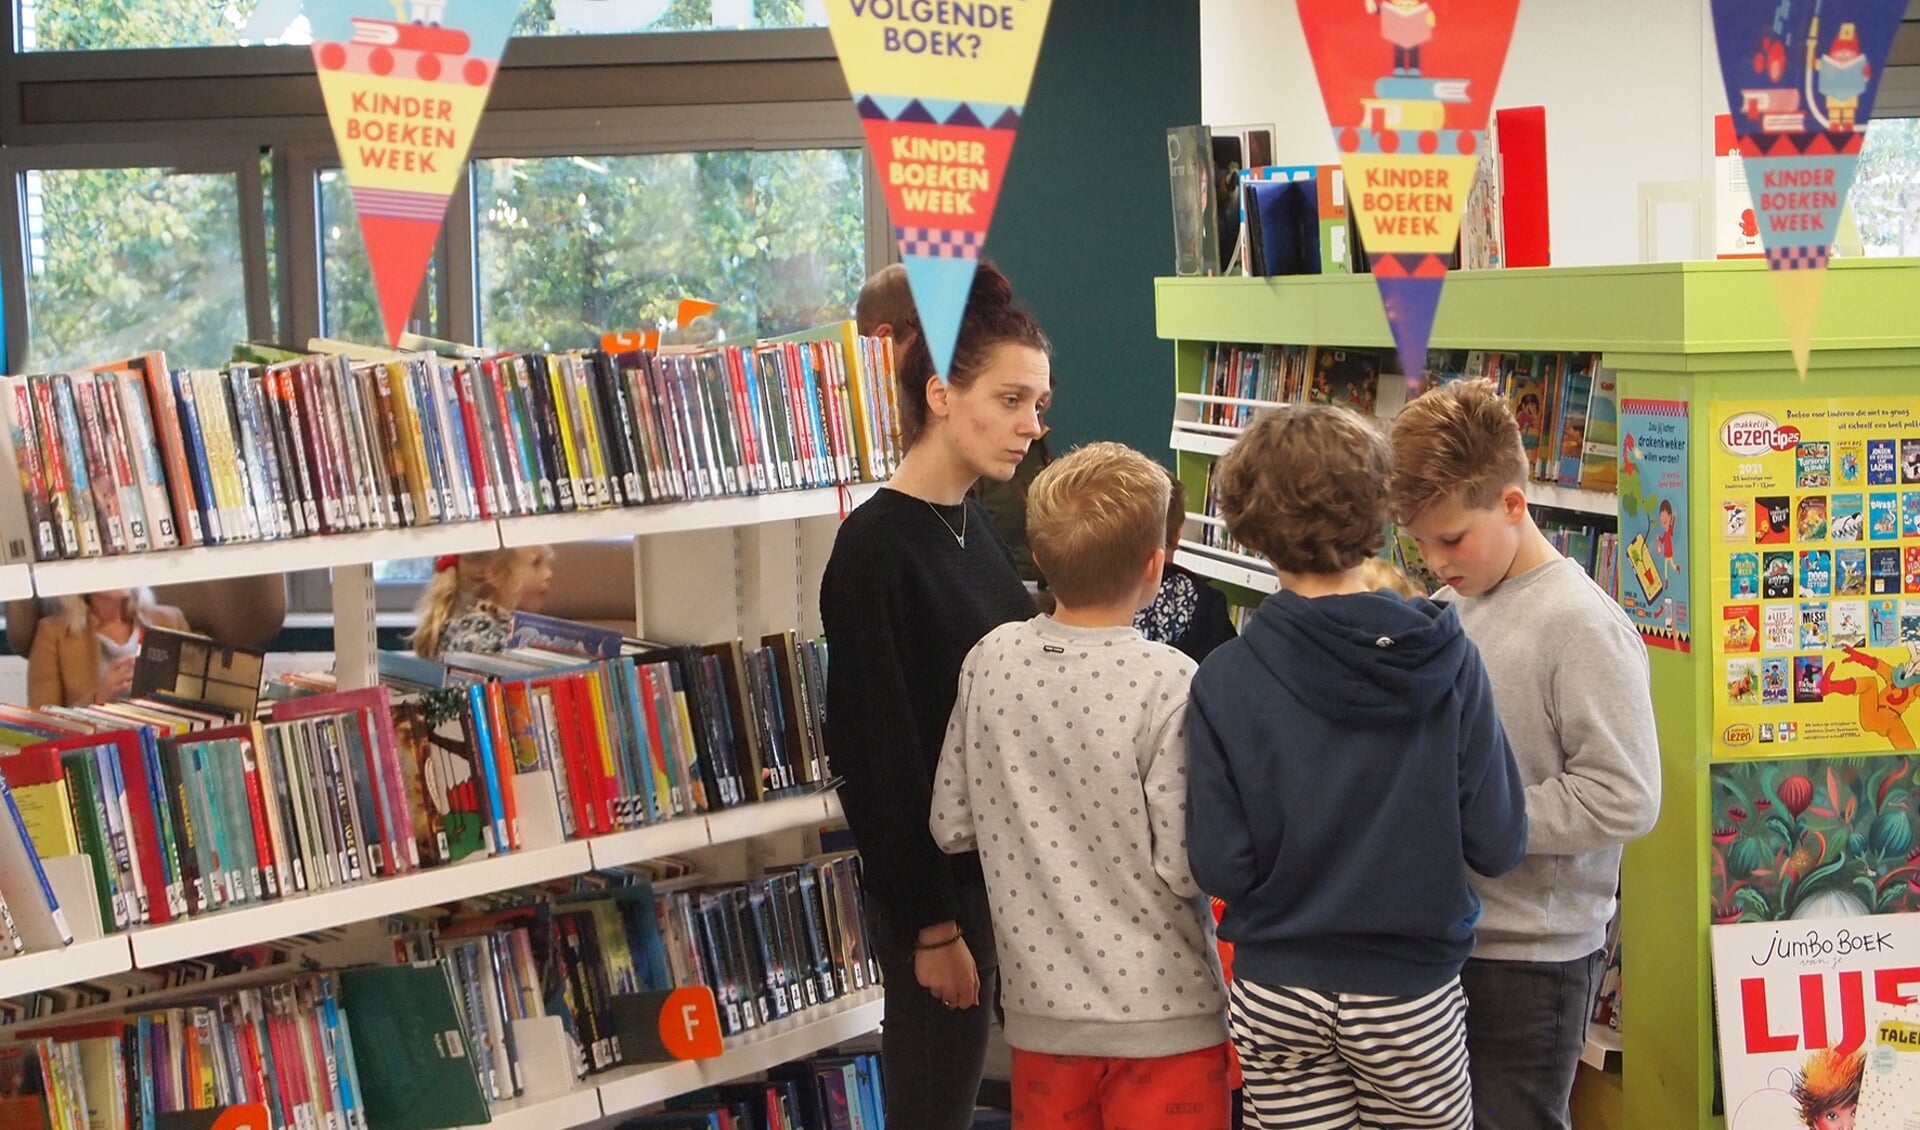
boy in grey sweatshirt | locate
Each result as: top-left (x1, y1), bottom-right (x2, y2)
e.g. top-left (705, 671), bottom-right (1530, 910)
top-left (930, 442), bottom-right (1229, 1130)
top-left (1392, 380), bottom-right (1662, 1130)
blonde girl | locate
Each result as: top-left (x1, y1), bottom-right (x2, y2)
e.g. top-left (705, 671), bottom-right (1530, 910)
top-left (410, 546), bottom-right (555, 660)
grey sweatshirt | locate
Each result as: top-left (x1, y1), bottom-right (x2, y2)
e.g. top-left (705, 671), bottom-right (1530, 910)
top-left (930, 618), bottom-right (1227, 1058)
top-left (1442, 557), bottom-right (1663, 962)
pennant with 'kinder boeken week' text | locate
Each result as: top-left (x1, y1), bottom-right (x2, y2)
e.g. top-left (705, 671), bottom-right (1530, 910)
top-left (309, 0), bottom-right (519, 347)
top-left (1711, 0), bottom-right (1903, 376)
top-left (824, 0), bottom-right (1054, 382)
top-left (1297, 0), bottom-right (1523, 382)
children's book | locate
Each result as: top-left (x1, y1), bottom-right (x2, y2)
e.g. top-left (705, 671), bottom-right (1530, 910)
top-left (1308, 350), bottom-right (1380, 416)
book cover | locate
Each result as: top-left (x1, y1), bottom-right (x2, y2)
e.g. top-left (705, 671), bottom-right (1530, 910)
top-left (338, 964), bottom-right (489, 1130)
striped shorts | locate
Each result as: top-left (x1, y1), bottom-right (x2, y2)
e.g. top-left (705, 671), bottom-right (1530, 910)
top-left (1227, 976), bottom-right (1472, 1130)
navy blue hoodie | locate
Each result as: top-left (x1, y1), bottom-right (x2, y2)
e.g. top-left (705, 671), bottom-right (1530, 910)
top-left (1186, 588), bottom-right (1528, 997)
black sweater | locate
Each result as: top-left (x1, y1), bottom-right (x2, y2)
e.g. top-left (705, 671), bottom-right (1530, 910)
top-left (820, 488), bottom-right (1035, 929)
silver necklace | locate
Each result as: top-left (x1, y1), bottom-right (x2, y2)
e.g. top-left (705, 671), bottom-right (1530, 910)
top-left (927, 501), bottom-right (967, 548)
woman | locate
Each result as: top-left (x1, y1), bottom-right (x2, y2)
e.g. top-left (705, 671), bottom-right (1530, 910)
top-left (27, 588), bottom-right (188, 708)
top-left (820, 262), bottom-right (1051, 1130)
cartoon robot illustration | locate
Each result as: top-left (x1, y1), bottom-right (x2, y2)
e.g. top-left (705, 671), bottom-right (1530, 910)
top-left (1366, 0), bottom-right (1437, 77)
top-left (1813, 19), bottom-right (1870, 132)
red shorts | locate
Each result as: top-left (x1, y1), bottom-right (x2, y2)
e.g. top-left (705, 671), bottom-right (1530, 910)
top-left (1011, 1043), bottom-right (1232, 1130)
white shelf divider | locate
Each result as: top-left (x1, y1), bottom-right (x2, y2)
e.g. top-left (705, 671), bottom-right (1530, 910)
top-left (1168, 429), bottom-right (1237, 458)
top-left (0, 935), bottom-right (132, 1002)
top-left (586, 815), bottom-right (717, 872)
top-left (1525, 480), bottom-right (1620, 517)
top-left (129, 841), bottom-right (593, 968)
top-left (704, 793), bottom-right (834, 847)
top-left (0, 564), bottom-right (32, 601)
top-left (468, 1083), bottom-right (605, 1130)
top-left (596, 990), bottom-right (885, 1119)
top-left (1580, 1023), bottom-right (1622, 1069)
top-left (497, 485), bottom-right (878, 549)
top-left (1175, 544), bottom-right (1278, 595)
top-left (30, 521), bottom-right (502, 598)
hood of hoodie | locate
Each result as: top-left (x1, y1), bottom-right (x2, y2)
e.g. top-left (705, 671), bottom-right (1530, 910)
top-left (1238, 589), bottom-right (1469, 727)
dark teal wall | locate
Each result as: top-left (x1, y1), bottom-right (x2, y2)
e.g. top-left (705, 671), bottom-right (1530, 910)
top-left (988, 0), bottom-right (1201, 465)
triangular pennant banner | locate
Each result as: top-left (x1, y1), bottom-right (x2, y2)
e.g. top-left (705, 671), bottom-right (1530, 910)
top-left (1711, 0), bottom-right (1902, 376)
top-left (1297, 1), bottom-right (1523, 381)
top-left (824, 0), bottom-right (1055, 381)
top-left (308, 0), bottom-right (520, 347)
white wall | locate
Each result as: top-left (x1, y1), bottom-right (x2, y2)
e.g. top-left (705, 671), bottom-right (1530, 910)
top-left (1201, 0), bottom-right (1731, 267)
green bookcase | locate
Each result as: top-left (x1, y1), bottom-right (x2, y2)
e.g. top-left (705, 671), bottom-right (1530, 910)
top-left (1156, 258), bottom-right (1920, 1130)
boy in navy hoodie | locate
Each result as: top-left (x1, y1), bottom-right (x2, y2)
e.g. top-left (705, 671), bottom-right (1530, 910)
top-left (1185, 404), bottom-right (1528, 1130)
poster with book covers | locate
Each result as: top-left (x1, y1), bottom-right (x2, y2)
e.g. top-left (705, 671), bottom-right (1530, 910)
top-left (1711, 398), bottom-right (1920, 757)
top-left (1711, 912), bottom-right (1920, 1130)
top-left (1618, 399), bottom-right (1692, 652)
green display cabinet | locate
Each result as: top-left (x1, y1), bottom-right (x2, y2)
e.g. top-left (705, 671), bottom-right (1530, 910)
top-left (1155, 258), bottom-right (1920, 1130)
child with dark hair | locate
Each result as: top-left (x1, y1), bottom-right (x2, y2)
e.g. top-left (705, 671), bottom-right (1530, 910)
top-left (1135, 465), bottom-right (1237, 663)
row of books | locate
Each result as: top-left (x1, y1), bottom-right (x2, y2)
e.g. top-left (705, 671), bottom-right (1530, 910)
top-left (1193, 343), bottom-right (1382, 427)
top-left (395, 615), bottom-right (835, 832)
top-left (0, 326), bottom-right (904, 565)
top-left (394, 855), bottom-right (876, 1101)
top-left (626, 1050), bottom-right (886, 1130)
top-left (1591, 909), bottom-right (1623, 1034)
top-left (1538, 516), bottom-right (1620, 596)
top-left (0, 624), bottom-right (834, 950)
top-left (1424, 349), bottom-right (1620, 495)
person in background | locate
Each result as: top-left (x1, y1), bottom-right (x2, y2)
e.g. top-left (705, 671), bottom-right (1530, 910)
top-left (823, 262), bottom-right (1052, 1130)
top-left (931, 442), bottom-right (1229, 1130)
top-left (857, 263), bottom-right (1054, 585)
top-left (28, 588), bottom-right (188, 708)
top-left (1390, 380), bottom-right (1661, 1130)
top-left (1137, 465), bottom-right (1237, 663)
top-left (410, 545), bottom-right (555, 660)
top-left (1360, 555), bottom-right (1426, 598)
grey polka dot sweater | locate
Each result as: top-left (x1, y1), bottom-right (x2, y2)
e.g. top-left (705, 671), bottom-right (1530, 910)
top-left (930, 617), bottom-right (1228, 1058)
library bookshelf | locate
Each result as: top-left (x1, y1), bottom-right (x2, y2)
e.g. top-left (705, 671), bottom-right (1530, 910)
top-left (0, 478), bottom-right (878, 1124)
top-left (1158, 259), bottom-right (1920, 1129)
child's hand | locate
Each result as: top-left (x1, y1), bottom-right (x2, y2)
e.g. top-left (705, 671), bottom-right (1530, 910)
top-left (914, 922), bottom-right (980, 1009)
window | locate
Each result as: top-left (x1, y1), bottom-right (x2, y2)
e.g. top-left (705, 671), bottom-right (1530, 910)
top-left (20, 166), bottom-right (249, 371)
top-left (16, 0), bottom-right (823, 51)
top-left (474, 148), bottom-right (865, 350)
top-left (1852, 118), bottom-right (1920, 257)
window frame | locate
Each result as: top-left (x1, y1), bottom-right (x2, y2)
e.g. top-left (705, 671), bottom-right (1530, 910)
top-left (1, 14), bottom-right (891, 621)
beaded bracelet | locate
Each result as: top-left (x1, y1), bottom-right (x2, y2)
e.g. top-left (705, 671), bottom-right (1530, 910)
top-left (914, 927), bottom-right (964, 952)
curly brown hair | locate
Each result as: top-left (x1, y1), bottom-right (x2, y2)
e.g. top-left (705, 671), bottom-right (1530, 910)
top-left (892, 261), bottom-right (1051, 449)
top-left (1387, 379), bottom-right (1529, 523)
top-left (1216, 404), bottom-right (1388, 575)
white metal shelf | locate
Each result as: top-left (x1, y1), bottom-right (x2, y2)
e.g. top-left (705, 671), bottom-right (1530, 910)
top-left (128, 841), bottom-right (594, 968)
top-left (596, 990), bottom-right (884, 1117)
top-left (497, 484), bottom-right (879, 548)
top-left (28, 521), bottom-right (503, 598)
top-left (1175, 544), bottom-right (1278, 595)
top-left (0, 565), bottom-right (31, 602)
top-left (1169, 428), bottom-right (1237, 458)
top-left (1581, 1023), bottom-right (1622, 1069)
top-left (0, 934), bottom-right (133, 1002)
top-left (587, 792), bottom-right (840, 871)
top-left (468, 1084), bottom-right (606, 1130)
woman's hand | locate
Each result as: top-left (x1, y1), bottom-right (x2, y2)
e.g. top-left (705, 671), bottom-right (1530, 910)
top-left (94, 656), bottom-right (135, 704)
top-left (913, 921), bottom-right (980, 1009)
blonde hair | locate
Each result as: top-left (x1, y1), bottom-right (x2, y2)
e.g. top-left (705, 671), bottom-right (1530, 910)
top-left (1216, 405), bottom-right (1388, 574)
top-left (1359, 556), bottom-right (1423, 598)
top-left (55, 588), bottom-right (158, 633)
top-left (409, 546), bottom-right (550, 659)
top-left (1028, 442), bottom-right (1170, 608)
top-left (1388, 379), bottom-right (1529, 523)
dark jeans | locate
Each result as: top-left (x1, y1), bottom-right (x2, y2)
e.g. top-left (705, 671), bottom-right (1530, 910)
top-left (864, 883), bottom-right (999, 1130)
top-left (1459, 951), bottom-right (1605, 1130)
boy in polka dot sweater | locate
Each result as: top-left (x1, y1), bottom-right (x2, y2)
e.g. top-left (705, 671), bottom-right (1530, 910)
top-left (930, 441), bottom-right (1231, 1130)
